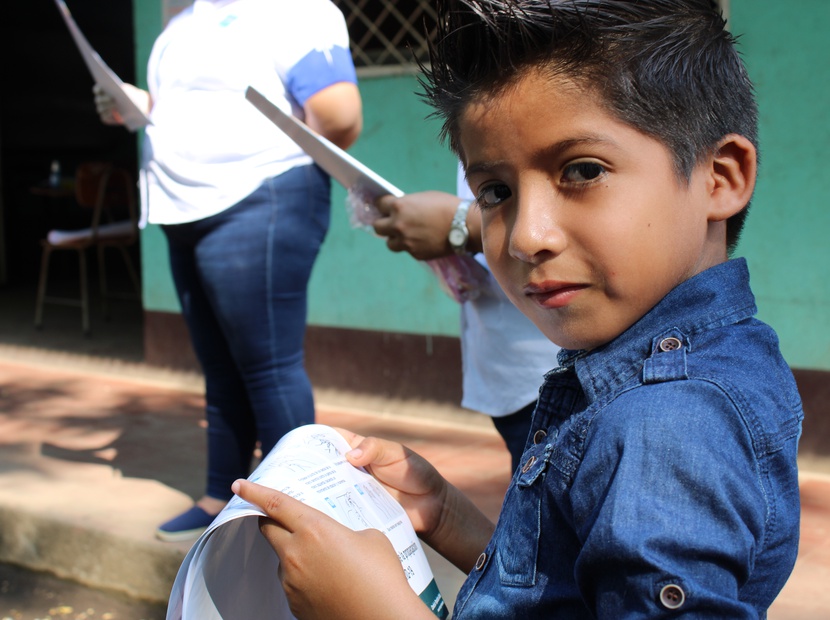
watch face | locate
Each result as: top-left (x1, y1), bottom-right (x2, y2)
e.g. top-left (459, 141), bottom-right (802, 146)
top-left (449, 227), bottom-right (467, 247)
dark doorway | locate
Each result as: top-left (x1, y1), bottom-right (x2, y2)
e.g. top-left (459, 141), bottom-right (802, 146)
top-left (0, 0), bottom-right (142, 359)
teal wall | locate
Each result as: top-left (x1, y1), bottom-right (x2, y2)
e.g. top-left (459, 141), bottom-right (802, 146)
top-left (138, 70), bottom-right (461, 335)
top-left (306, 76), bottom-right (459, 334)
top-left (134, 1), bottom-right (830, 368)
top-left (731, 0), bottom-right (830, 370)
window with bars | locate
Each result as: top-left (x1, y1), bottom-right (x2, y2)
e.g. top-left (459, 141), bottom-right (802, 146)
top-left (332, 0), bottom-right (731, 71)
top-left (332, 0), bottom-right (438, 72)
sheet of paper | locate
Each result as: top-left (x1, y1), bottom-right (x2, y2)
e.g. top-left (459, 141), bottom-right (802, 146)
top-left (245, 86), bottom-right (403, 201)
top-left (245, 86), bottom-right (490, 303)
top-left (167, 425), bottom-right (448, 620)
top-left (53, 0), bottom-right (151, 131)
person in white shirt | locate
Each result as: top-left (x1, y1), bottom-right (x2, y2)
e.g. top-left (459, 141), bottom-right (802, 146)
top-left (94, 0), bottom-right (362, 541)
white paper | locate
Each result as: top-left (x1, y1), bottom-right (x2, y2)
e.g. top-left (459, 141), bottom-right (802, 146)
top-left (53, 0), bottom-right (151, 131)
top-left (245, 86), bottom-right (403, 201)
top-left (245, 86), bottom-right (490, 303)
top-left (166, 425), bottom-right (448, 619)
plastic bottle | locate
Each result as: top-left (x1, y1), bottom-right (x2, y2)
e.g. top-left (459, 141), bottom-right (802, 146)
top-left (49, 160), bottom-right (61, 187)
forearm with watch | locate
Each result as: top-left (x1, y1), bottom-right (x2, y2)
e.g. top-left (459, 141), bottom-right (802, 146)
top-left (448, 199), bottom-right (482, 255)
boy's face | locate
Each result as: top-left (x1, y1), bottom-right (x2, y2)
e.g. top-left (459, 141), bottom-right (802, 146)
top-left (460, 70), bottom-right (728, 350)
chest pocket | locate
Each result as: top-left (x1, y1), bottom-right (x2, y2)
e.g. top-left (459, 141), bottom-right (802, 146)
top-left (495, 438), bottom-right (555, 587)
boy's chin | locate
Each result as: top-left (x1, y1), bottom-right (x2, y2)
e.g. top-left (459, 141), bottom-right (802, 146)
top-left (539, 322), bottom-right (619, 353)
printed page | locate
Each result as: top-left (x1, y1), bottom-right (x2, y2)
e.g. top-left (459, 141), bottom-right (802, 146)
top-left (167, 425), bottom-right (448, 620)
top-left (53, 0), bottom-right (151, 131)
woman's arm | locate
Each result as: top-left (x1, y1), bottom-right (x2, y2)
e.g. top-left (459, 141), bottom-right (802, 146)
top-left (304, 82), bottom-right (362, 150)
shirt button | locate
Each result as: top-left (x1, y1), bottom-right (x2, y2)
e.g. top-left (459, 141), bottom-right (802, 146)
top-left (521, 455), bottom-right (537, 473)
top-left (533, 429), bottom-right (547, 444)
top-left (659, 584), bottom-right (685, 609)
top-left (474, 552), bottom-right (487, 571)
top-left (659, 337), bottom-right (683, 352)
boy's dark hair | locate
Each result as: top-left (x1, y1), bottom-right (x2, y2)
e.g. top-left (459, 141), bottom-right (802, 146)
top-left (421, 0), bottom-right (758, 251)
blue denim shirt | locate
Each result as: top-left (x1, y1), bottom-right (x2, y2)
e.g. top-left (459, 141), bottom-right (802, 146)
top-left (452, 259), bottom-right (803, 619)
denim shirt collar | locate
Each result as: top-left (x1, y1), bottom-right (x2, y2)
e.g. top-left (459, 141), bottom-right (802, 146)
top-left (554, 258), bottom-right (757, 404)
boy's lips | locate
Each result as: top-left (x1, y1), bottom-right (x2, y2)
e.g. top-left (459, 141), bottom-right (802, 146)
top-left (524, 280), bottom-right (588, 309)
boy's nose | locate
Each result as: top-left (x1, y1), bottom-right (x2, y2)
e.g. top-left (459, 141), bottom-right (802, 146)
top-left (508, 186), bottom-right (566, 264)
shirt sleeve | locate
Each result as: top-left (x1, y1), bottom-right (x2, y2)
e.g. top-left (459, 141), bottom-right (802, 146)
top-left (278, 0), bottom-right (357, 106)
top-left (571, 380), bottom-right (768, 618)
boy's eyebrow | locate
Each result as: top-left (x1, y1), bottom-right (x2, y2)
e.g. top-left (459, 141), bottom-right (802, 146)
top-left (464, 134), bottom-right (619, 178)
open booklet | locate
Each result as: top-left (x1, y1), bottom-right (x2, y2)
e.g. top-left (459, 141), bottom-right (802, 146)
top-left (53, 0), bottom-right (151, 131)
top-left (166, 424), bottom-right (448, 619)
top-left (245, 86), bottom-right (488, 304)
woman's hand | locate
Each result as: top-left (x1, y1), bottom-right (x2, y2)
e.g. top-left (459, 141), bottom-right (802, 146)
top-left (372, 192), bottom-right (483, 259)
top-left (232, 479), bottom-right (433, 620)
top-left (92, 83), bottom-right (151, 126)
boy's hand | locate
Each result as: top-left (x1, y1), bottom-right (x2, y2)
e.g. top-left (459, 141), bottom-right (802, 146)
top-left (232, 479), bottom-right (431, 620)
top-left (335, 428), bottom-right (451, 538)
top-left (373, 191), bottom-right (462, 260)
top-left (336, 428), bottom-right (496, 573)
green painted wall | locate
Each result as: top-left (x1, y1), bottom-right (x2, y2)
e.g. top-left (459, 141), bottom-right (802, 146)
top-left (731, 0), bottom-right (830, 370)
top-left (133, 2), bottom-right (460, 336)
top-left (305, 76), bottom-right (459, 334)
top-left (134, 1), bottom-right (830, 368)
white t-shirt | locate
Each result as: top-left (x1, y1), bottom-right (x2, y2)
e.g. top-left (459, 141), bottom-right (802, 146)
top-left (141, 0), bottom-right (357, 225)
top-left (456, 166), bottom-right (561, 417)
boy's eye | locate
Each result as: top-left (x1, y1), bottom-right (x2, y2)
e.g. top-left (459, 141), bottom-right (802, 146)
top-left (477, 183), bottom-right (512, 209)
top-left (562, 161), bottom-right (606, 184)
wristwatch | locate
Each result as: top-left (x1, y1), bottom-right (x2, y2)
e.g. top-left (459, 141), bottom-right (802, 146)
top-left (448, 199), bottom-right (472, 255)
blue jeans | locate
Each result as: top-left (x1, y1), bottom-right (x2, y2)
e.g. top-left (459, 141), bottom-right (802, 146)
top-left (162, 164), bottom-right (330, 500)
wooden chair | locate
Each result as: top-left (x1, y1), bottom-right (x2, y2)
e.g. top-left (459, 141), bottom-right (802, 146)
top-left (34, 161), bottom-right (141, 335)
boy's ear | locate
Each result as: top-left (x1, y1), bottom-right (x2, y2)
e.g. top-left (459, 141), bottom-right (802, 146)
top-left (706, 134), bottom-right (757, 222)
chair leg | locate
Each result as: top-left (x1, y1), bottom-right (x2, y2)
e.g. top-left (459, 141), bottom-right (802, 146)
top-left (98, 244), bottom-right (110, 320)
top-left (79, 249), bottom-right (90, 336)
top-left (118, 245), bottom-right (142, 297)
top-left (34, 244), bottom-right (52, 330)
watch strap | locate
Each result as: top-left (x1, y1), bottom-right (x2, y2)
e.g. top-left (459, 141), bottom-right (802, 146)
top-left (449, 199), bottom-right (472, 254)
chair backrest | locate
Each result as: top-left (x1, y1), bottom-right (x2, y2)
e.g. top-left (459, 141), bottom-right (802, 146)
top-left (74, 161), bottom-right (138, 241)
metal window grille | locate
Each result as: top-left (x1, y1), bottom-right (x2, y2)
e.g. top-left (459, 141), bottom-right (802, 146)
top-left (332, 0), bottom-right (730, 70)
top-left (332, 0), bottom-right (438, 72)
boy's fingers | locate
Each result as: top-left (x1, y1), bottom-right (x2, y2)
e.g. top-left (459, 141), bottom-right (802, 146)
top-left (232, 479), bottom-right (307, 533)
top-left (340, 434), bottom-right (411, 470)
top-left (332, 427), bottom-right (367, 448)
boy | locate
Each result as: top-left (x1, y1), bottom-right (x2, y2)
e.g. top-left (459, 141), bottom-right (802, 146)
top-left (372, 174), bottom-right (561, 474)
top-left (233, 0), bottom-right (804, 617)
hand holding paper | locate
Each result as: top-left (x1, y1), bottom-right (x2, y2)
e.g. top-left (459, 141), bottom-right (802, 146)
top-left (166, 425), bottom-right (448, 620)
top-left (54, 0), bottom-right (152, 131)
top-left (93, 83), bottom-right (151, 126)
top-left (234, 479), bottom-right (435, 620)
top-left (245, 86), bottom-right (489, 303)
